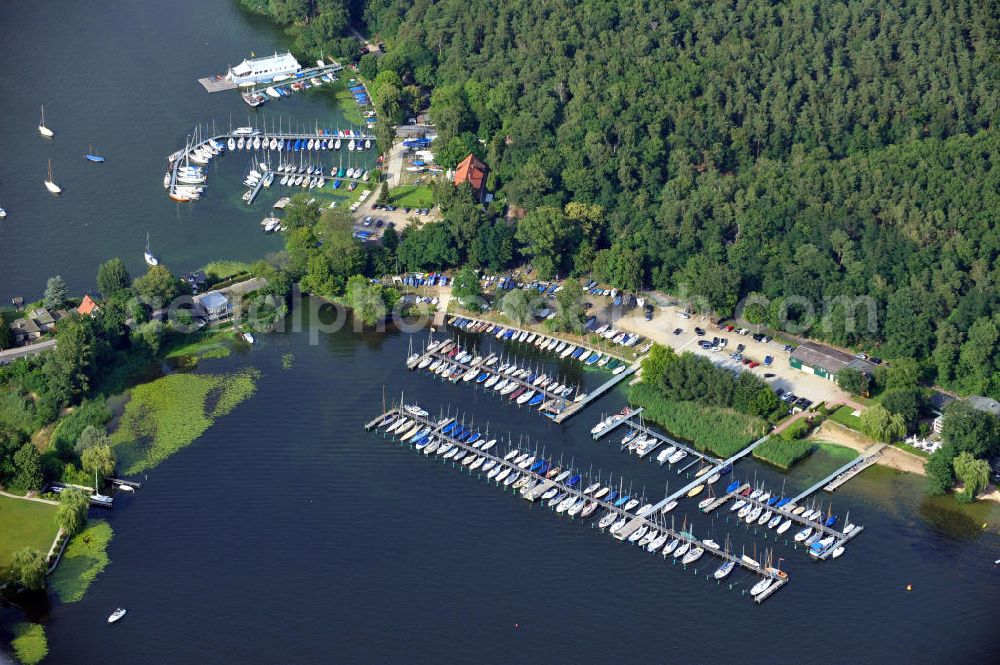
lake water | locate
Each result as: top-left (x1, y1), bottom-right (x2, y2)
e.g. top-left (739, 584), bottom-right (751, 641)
top-left (1, 1), bottom-right (999, 663)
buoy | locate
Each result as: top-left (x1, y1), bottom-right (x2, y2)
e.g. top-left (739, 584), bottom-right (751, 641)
top-left (514, 623), bottom-right (519, 629)
top-left (906, 584), bottom-right (912, 591)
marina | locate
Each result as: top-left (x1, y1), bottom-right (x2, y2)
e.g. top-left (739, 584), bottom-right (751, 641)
top-left (365, 403), bottom-right (792, 603)
top-left (406, 332), bottom-right (640, 423)
top-left (164, 126), bottom-right (378, 203)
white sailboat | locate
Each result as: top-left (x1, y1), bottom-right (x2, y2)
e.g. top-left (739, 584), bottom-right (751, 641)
top-left (44, 159), bottom-right (61, 194)
top-left (144, 232), bottom-right (159, 266)
top-left (39, 105), bottom-right (54, 137)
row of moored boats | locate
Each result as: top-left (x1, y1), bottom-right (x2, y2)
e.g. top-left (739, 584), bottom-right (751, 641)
top-left (370, 405), bottom-right (786, 599)
top-left (448, 318), bottom-right (630, 374)
top-left (408, 340), bottom-right (584, 411)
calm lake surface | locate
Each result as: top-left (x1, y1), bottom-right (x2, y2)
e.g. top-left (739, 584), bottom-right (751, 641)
top-left (2, 2), bottom-right (999, 664)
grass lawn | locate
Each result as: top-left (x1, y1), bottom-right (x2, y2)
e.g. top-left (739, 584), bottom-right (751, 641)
top-left (111, 369), bottom-right (259, 474)
top-left (202, 261), bottom-right (252, 280)
top-left (0, 494), bottom-right (58, 572)
top-left (51, 520), bottom-right (113, 603)
top-left (893, 441), bottom-right (931, 459)
top-left (334, 81), bottom-right (366, 126)
top-left (829, 404), bottom-right (863, 430)
top-left (165, 329), bottom-right (240, 361)
top-left (390, 184), bottom-right (434, 208)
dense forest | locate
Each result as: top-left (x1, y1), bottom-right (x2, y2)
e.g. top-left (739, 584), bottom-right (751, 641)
top-left (359, 0), bottom-right (1000, 395)
top-left (236, 0), bottom-right (1000, 397)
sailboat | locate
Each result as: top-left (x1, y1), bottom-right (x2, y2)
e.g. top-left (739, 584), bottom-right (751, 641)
top-left (84, 145), bottom-right (105, 163)
top-left (144, 232), bottom-right (159, 267)
top-left (44, 160), bottom-right (61, 194)
top-left (38, 106), bottom-right (54, 137)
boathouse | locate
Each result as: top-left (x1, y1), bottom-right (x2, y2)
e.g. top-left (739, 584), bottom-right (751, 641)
top-left (195, 291), bottom-right (232, 322)
top-left (789, 342), bottom-right (873, 384)
top-left (454, 153), bottom-right (488, 201)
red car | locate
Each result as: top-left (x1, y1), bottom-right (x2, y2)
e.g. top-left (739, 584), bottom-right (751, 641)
top-left (725, 325), bottom-right (735, 332)
top-left (748, 361), bottom-right (760, 368)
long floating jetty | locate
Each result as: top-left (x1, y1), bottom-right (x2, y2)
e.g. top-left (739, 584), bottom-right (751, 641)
top-left (365, 404), bottom-right (791, 603)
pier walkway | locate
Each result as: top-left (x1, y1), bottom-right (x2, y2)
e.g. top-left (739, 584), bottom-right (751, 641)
top-left (789, 444), bottom-right (885, 503)
top-left (648, 434), bottom-right (771, 514)
top-left (365, 404), bottom-right (790, 602)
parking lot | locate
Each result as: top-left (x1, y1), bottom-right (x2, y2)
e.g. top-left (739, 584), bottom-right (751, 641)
top-left (351, 198), bottom-right (439, 242)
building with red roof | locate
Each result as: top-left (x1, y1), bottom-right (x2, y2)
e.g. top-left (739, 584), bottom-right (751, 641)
top-left (77, 294), bottom-right (99, 317)
top-left (453, 153), bottom-right (488, 201)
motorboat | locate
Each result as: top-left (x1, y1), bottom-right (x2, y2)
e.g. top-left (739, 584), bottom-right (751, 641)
top-left (107, 608), bottom-right (127, 624)
top-left (750, 578), bottom-right (774, 596)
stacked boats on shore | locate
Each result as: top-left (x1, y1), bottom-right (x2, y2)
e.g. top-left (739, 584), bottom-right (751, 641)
top-left (448, 317), bottom-right (632, 375)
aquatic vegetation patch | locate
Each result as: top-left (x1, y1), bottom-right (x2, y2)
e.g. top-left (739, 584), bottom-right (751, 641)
top-left (630, 383), bottom-right (768, 458)
top-left (753, 438), bottom-right (815, 470)
top-left (281, 353), bottom-right (295, 370)
top-left (10, 623), bottom-right (47, 665)
top-left (110, 369), bottom-right (260, 473)
top-left (50, 519), bottom-right (113, 603)
top-left (202, 260), bottom-right (252, 280)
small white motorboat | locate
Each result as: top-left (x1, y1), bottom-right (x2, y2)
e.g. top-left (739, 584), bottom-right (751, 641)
top-left (243, 332), bottom-right (255, 344)
top-left (107, 608), bottom-right (127, 624)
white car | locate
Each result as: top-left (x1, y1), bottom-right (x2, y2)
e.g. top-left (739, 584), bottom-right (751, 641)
top-left (677, 311), bottom-right (691, 319)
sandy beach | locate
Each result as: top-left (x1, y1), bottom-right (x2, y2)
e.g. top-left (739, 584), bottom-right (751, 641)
top-left (808, 420), bottom-right (927, 476)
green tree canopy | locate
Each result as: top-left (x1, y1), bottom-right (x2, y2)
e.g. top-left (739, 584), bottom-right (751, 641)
top-left (452, 267), bottom-right (482, 309)
top-left (81, 443), bottom-right (116, 480)
top-left (941, 401), bottom-right (1000, 458)
top-left (132, 265), bottom-right (181, 306)
top-left (43, 275), bottom-right (68, 310)
top-left (96, 258), bottom-right (131, 298)
top-left (56, 487), bottom-right (90, 535)
top-left (8, 548), bottom-right (47, 591)
top-left (11, 442), bottom-right (43, 491)
top-left (859, 405), bottom-right (906, 443)
top-left (952, 451), bottom-right (990, 502)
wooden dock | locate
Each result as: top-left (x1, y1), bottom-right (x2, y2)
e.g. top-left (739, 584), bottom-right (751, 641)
top-left (366, 404), bottom-right (791, 603)
top-left (789, 444), bottom-right (885, 503)
top-left (648, 434), bottom-right (772, 514)
top-left (198, 76), bottom-right (238, 93)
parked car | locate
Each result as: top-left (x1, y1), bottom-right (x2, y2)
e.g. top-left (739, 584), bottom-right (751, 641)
top-left (694, 327), bottom-right (705, 336)
top-left (673, 328), bottom-right (683, 335)
top-left (774, 388), bottom-right (785, 397)
top-left (644, 307), bottom-right (653, 321)
top-left (781, 393), bottom-right (797, 403)
top-left (677, 311), bottom-right (692, 319)
top-left (698, 340), bottom-right (713, 349)
top-left (870, 357), bottom-right (883, 365)
top-left (737, 328), bottom-right (750, 335)
top-left (763, 373), bottom-right (776, 379)
top-left (375, 219), bottom-right (384, 228)
top-left (763, 355), bottom-right (772, 365)
top-left (748, 361), bottom-right (760, 368)
top-left (782, 344), bottom-right (794, 353)
top-left (736, 343), bottom-right (746, 353)
top-left (718, 338), bottom-right (728, 348)
top-left (855, 352), bottom-right (868, 360)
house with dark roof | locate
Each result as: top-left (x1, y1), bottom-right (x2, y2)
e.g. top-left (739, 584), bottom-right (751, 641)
top-left (194, 291), bottom-right (232, 322)
top-left (10, 317), bottom-right (41, 345)
top-left (789, 342), bottom-right (874, 384)
top-left (453, 153), bottom-right (488, 201)
top-left (30, 308), bottom-right (56, 332)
